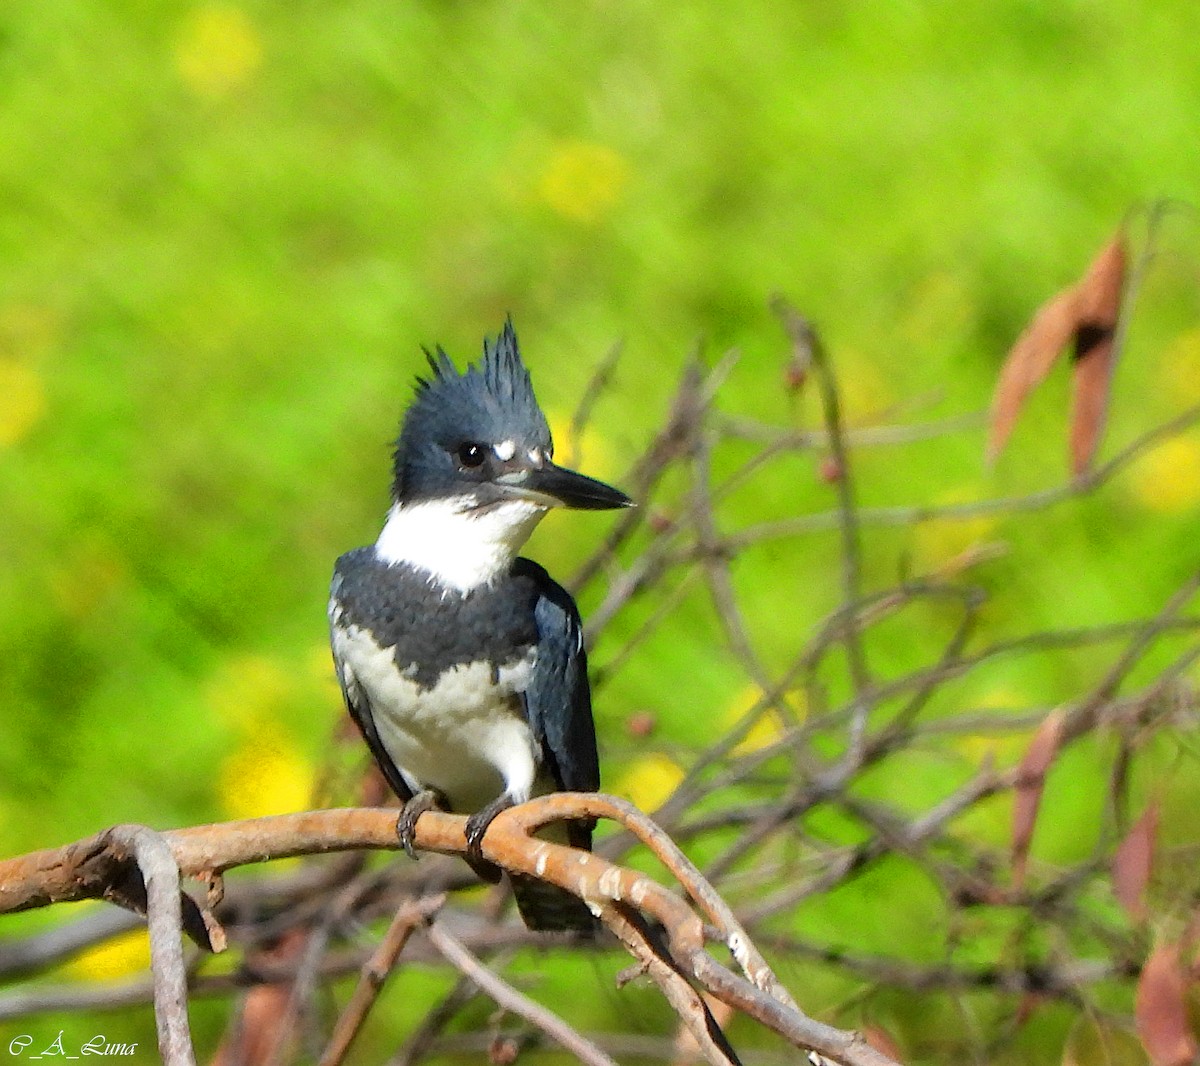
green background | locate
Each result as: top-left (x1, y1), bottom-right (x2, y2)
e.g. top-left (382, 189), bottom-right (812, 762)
top-left (3, 2), bottom-right (1200, 1062)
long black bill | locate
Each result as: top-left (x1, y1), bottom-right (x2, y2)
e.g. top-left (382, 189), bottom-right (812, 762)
top-left (519, 462), bottom-right (633, 510)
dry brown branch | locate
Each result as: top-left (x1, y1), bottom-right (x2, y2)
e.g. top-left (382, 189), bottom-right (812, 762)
top-left (106, 825), bottom-right (197, 1066)
top-left (0, 798), bottom-right (898, 1066)
top-left (771, 297), bottom-right (870, 702)
top-left (602, 903), bottom-right (742, 1066)
top-left (317, 894), bottom-right (445, 1066)
top-left (425, 919), bottom-right (620, 1066)
top-left (720, 399), bottom-right (1200, 553)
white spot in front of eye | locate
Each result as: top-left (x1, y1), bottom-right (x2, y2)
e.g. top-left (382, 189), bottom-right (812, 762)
top-left (494, 440), bottom-right (516, 462)
top-left (528, 447), bottom-right (542, 465)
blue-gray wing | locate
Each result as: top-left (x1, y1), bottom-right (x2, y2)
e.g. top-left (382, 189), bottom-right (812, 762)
top-left (519, 561), bottom-right (600, 851)
top-left (330, 553), bottom-right (415, 804)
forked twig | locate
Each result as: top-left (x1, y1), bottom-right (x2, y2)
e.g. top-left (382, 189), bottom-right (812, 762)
top-left (426, 920), bottom-right (619, 1066)
top-left (317, 894), bottom-right (445, 1066)
top-left (0, 801), bottom-right (898, 1066)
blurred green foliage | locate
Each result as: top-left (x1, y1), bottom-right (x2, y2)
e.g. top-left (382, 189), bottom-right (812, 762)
top-left (3, 1), bottom-right (1200, 1061)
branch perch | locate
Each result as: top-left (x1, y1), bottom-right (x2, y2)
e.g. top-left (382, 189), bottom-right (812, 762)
top-left (0, 798), bottom-right (898, 1066)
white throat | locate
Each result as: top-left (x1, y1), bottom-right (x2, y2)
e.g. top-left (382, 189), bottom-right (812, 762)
top-left (375, 496), bottom-right (547, 592)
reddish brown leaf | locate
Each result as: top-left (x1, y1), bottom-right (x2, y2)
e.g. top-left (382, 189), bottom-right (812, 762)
top-left (1113, 799), bottom-right (1160, 922)
top-left (1075, 231), bottom-right (1127, 328)
top-left (863, 1023), bottom-right (903, 1060)
top-left (1069, 232), bottom-right (1127, 474)
top-left (211, 928), bottom-right (308, 1066)
top-left (987, 287), bottom-right (1081, 465)
top-left (1069, 334), bottom-right (1116, 476)
top-left (987, 228), bottom-right (1129, 471)
top-left (1011, 708), bottom-right (1065, 888)
top-left (1135, 941), bottom-right (1198, 1066)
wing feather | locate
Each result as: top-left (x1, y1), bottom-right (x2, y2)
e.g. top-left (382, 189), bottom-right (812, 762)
top-left (518, 561), bottom-right (600, 850)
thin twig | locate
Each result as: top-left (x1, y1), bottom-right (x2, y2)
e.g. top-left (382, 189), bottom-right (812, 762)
top-left (725, 401), bottom-right (1200, 550)
top-left (318, 894), bottom-right (446, 1066)
top-left (0, 906), bottom-right (141, 980)
top-left (426, 920), bottom-right (620, 1066)
top-left (565, 339), bottom-right (624, 471)
top-left (771, 297), bottom-right (870, 703)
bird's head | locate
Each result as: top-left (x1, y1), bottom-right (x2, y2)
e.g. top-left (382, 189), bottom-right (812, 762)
top-left (377, 320), bottom-right (631, 589)
top-left (392, 319), bottom-right (631, 514)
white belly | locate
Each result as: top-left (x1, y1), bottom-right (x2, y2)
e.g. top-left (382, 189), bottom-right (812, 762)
top-left (332, 622), bottom-right (539, 813)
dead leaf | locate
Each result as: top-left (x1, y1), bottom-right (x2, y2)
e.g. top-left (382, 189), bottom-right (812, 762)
top-left (1069, 336), bottom-right (1116, 476)
top-left (1075, 231), bottom-right (1127, 327)
top-left (986, 228), bottom-right (1128, 472)
top-left (1135, 941), bottom-right (1198, 1066)
top-left (1069, 233), bottom-right (1127, 474)
top-left (1012, 708), bottom-right (1065, 889)
top-left (1112, 799), bottom-right (1159, 922)
top-left (863, 1023), bottom-right (903, 1061)
top-left (211, 928), bottom-right (308, 1066)
top-left (988, 287), bottom-right (1081, 465)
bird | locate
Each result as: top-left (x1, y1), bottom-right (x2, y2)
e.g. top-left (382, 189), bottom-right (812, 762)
top-left (328, 319), bottom-right (631, 932)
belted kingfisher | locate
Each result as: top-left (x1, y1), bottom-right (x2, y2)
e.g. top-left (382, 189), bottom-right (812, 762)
top-left (329, 319), bottom-right (631, 931)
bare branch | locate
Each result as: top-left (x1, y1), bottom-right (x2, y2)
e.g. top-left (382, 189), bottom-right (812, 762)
top-left (771, 297), bottom-right (870, 702)
top-left (0, 800), bottom-right (898, 1066)
top-left (426, 920), bottom-right (620, 1066)
top-left (318, 894), bottom-right (445, 1066)
top-left (107, 825), bottom-right (196, 1066)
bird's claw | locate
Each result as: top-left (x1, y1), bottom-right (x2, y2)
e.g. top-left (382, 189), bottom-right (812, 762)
top-left (463, 794), bottom-right (514, 865)
top-left (396, 789), bottom-right (443, 860)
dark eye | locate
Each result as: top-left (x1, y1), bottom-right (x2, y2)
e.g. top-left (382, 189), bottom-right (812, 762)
top-left (457, 442), bottom-right (486, 468)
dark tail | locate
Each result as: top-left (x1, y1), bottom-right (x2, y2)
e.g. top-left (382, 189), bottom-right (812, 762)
top-left (510, 873), bottom-right (596, 933)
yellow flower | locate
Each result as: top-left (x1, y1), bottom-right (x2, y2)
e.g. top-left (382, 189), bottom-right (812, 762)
top-left (1128, 435), bottom-right (1200, 513)
top-left (174, 4), bottom-right (263, 99)
top-left (537, 141), bottom-right (628, 224)
top-left (547, 408), bottom-right (618, 480)
top-left (0, 358), bottom-right (45, 447)
top-left (613, 754), bottom-right (684, 813)
top-left (66, 926), bottom-right (150, 982)
top-left (206, 654), bottom-right (315, 818)
top-left (722, 684), bottom-right (803, 755)
top-left (217, 720), bottom-right (313, 820)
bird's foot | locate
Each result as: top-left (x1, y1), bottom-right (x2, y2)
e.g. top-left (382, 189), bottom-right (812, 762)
top-left (396, 789), bottom-right (445, 860)
top-left (464, 794), bottom-right (516, 865)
